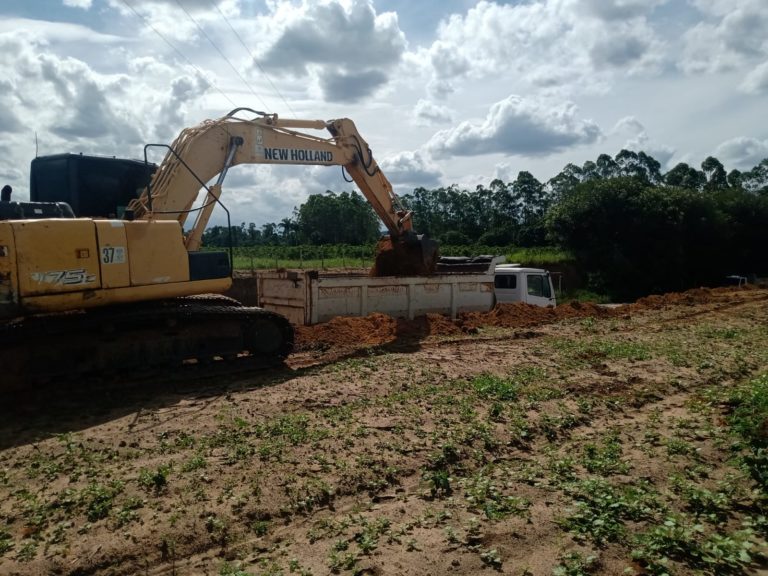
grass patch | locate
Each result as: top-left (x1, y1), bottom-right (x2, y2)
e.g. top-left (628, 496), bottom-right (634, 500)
top-left (727, 373), bottom-right (768, 491)
top-left (550, 337), bottom-right (651, 366)
top-left (631, 515), bottom-right (755, 575)
top-left (471, 374), bottom-right (519, 401)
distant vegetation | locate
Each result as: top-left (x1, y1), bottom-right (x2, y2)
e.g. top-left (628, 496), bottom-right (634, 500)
top-left (227, 245), bottom-right (571, 272)
top-left (204, 151), bottom-right (768, 299)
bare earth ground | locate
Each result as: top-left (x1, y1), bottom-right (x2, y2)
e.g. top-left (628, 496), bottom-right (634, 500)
top-left (1, 287), bottom-right (768, 576)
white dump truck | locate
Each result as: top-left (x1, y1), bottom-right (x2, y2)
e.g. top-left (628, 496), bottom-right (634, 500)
top-left (254, 259), bottom-right (556, 326)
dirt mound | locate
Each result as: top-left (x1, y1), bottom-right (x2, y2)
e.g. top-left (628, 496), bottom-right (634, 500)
top-left (295, 312), bottom-right (398, 351)
top-left (294, 312), bottom-right (465, 351)
top-left (460, 301), bottom-right (619, 330)
top-left (629, 286), bottom-right (754, 311)
top-left (295, 303), bottom-right (617, 352)
top-left (294, 286), bottom-right (757, 354)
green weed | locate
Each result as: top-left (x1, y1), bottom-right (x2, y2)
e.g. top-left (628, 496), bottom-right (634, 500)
top-left (138, 465), bottom-right (170, 492)
top-left (582, 431), bottom-right (630, 476)
top-left (560, 479), bottom-right (661, 544)
top-left (631, 515), bottom-right (755, 575)
top-left (462, 470), bottom-right (530, 520)
top-left (552, 551), bottom-right (600, 576)
top-left (82, 480), bottom-right (124, 522)
top-left (218, 561), bottom-right (254, 576)
top-left (0, 527), bottom-right (12, 555)
top-left (480, 547), bottom-right (503, 569)
top-left (471, 374), bottom-right (519, 401)
top-left (15, 539), bottom-right (37, 562)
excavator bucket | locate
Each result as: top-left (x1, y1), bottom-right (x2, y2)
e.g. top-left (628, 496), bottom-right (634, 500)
top-left (370, 234), bottom-right (439, 277)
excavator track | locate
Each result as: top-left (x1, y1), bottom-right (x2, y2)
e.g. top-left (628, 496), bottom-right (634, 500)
top-left (0, 295), bottom-right (294, 389)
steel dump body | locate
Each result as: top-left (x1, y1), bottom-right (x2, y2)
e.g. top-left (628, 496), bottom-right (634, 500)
top-left (257, 270), bottom-right (494, 326)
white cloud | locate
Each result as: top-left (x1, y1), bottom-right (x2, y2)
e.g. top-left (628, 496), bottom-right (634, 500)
top-left (580, 0), bottom-right (668, 21)
top-left (682, 0), bottom-right (768, 74)
top-left (0, 18), bottom-right (122, 44)
top-left (740, 60), bottom-right (768, 94)
top-left (493, 162), bottom-right (524, 184)
top-left (320, 70), bottom-right (389, 103)
top-left (420, 0), bottom-right (666, 99)
top-left (254, 0), bottom-right (406, 102)
top-left (155, 74), bottom-right (211, 140)
top-left (428, 95), bottom-right (602, 158)
top-left (63, 0), bottom-right (93, 9)
top-left (379, 150), bottom-right (442, 189)
top-left (613, 116), bottom-right (645, 135)
top-left (587, 23), bottom-right (660, 70)
top-left (1, 0), bottom-right (766, 224)
top-left (0, 79), bottom-right (22, 134)
top-left (0, 27), bottom-right (215, 201)
top-left (714, 137), bottom-right (768, 170)
top-left (105, 0), bottom-right (222, 44)
top-left (413, 99), bottom-right (452, 126)
top-left (613, 116), bottom-right (675, 167)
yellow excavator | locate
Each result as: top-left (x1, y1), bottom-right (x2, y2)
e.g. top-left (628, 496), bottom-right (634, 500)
top-left (0, 108), bottom-right (438, 383)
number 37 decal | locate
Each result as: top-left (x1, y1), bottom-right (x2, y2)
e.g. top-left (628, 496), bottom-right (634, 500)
top-left (101, 246), bottom-right (126, 264)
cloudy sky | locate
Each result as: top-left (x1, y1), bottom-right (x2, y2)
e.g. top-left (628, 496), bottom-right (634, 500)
top-left (1, 0), bottom-right (767, 227)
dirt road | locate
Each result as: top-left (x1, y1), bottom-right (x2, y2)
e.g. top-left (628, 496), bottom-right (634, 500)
top-left (1, 287), bottom-right (767, 575)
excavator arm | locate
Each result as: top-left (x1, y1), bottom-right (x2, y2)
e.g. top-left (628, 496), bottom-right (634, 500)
top-left (128, 109), bottom-right (437, 275)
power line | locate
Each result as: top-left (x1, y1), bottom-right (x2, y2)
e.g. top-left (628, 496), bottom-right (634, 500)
top-left (174, 0), bottom-right (273, 113)
top-left (210, 0), bottom-right (297, 118)
top-left (118, 0), bottom-right (238, 110)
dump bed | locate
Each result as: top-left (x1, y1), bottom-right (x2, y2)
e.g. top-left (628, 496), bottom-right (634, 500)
top-left (257, 270), bottom-right (494, 325)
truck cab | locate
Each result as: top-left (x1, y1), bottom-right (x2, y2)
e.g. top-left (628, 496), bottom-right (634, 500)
top-left (493, 264), bottom-right (556, 307)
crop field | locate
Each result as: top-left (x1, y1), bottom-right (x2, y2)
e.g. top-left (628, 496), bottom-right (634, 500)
top-left (225, 245), bottom-right (569, 272)
top-left (1, 287), bottom-right (767, 575)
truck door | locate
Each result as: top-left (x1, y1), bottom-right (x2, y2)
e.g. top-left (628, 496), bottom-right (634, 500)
top-left (525, 273), bottom-right (556, 307)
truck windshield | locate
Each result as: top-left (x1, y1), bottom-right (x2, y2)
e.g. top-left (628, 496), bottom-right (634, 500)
top-left (527, 274), bottom-right (551, 298)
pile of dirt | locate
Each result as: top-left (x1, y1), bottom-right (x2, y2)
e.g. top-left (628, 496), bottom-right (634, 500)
top-left (295, 312), bottom-right (398, 351)
top-left (295, 312), bottom-right (465, 351)
top-left (629, 286), bottom-right (756, 311)
top-left (294, 302), bottom-right (617, 352)
top-left (294, 286), bottom-right (756, 354)
top-left (460, 301), bottom-right (619, 330)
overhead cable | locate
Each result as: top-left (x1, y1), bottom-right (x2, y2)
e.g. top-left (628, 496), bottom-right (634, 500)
top-left (210, 0), bottom-right (297, 118)
top-left (174, 0), bottom-right (273, 112)
top-left (118, 0), bottom-right (238, 109)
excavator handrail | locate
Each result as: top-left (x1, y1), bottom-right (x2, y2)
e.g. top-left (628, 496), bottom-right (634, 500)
top-left (225, 107), bottom-right (268, 119)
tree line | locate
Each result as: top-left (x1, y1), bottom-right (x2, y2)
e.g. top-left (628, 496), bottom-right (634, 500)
top-left (203, 151), bottom-right (768, 299)
top-left (202, 190), bottom-right (379, 247)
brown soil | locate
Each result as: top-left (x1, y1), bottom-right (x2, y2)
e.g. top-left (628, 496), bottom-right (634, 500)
top-left (1, 286), bottom-right (767, 576)
top-left (295, 286), bottom-right (764, 357)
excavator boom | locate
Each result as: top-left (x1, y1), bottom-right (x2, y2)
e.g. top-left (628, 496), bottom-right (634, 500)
top-left (128, 109), bottom-right (437, 275)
